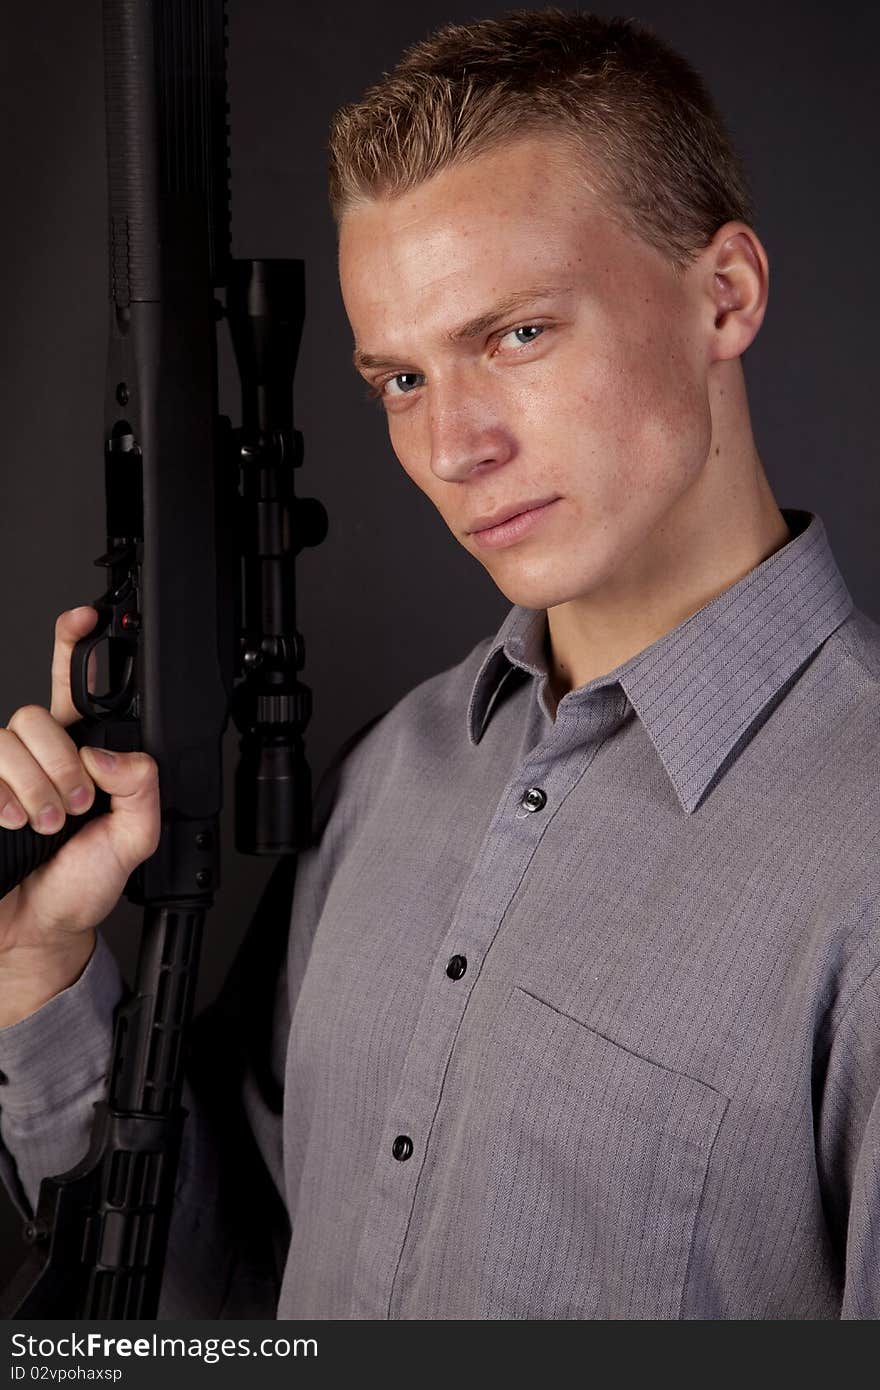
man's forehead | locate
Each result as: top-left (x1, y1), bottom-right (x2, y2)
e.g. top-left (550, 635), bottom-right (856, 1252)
top-left (338, 136), bottom-right (602, 289)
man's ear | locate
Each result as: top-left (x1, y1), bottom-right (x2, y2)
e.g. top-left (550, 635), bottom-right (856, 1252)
top-left (701, 222), bottom-right (769, 363)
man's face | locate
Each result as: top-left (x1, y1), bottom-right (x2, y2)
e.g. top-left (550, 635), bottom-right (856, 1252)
top-left (339, 134), bottom-right (717, 612)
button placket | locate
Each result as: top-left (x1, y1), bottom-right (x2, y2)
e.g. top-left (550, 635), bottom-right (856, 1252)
top-left (352, 754), bottom-right (569, 1316)
top-left (353, 703), bottom-right (614, 1317)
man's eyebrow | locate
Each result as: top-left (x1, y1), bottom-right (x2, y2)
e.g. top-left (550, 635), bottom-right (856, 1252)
top-left (447, 282), bottom-right (574, 344)
top-left (351, 282), bottom-right (573, 374)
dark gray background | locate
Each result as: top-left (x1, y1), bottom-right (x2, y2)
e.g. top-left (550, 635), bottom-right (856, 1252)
top-left (1, 0), bottom-right (877, 1291)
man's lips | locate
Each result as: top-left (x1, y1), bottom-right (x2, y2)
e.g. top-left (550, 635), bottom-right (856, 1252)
top-left (467, 496), bottom-right (560, 534)
top-left (466, 497), bottom-right (561, 550)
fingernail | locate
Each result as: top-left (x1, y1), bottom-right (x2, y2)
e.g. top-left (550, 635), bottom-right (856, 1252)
top-left (37, 805), bottom-right (62, 833)
top-left (0, 800), bottom-right (27, 829)
top-left (68, 784), bottom-right (90, 811)
top-left (85, 747), bottom-right (115, 771)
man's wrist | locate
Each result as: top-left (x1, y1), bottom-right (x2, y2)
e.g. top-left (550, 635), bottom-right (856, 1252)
top-left (0, 931), bottom-right (97, 1030)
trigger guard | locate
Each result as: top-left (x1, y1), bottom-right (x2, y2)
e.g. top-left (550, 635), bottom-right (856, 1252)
top-left (70, 606), bottom-right (136, 717)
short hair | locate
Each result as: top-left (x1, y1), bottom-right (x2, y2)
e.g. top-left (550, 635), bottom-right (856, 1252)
top-left (327, 8), bottom-right (755, 273)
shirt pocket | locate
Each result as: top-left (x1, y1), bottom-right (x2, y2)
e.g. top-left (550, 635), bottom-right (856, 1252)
top-left (474, 987), bottom-right (728, 1319)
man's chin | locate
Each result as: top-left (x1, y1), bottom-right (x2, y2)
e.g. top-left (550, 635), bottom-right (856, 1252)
top-left (481, 567), bottom-right (591, 613)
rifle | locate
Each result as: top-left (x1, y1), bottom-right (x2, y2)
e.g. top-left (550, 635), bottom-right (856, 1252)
top-left (0, 0), bottom-right (326, 1317)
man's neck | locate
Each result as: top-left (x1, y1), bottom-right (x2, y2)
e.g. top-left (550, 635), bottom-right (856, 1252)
top-left (544, 435), bottom-right (791, 712)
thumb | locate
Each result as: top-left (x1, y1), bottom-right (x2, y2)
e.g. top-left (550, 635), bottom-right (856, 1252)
top-left (78, 746), bottom-right (161, 868)
top-left (79, 746), bottom-right (159, 797)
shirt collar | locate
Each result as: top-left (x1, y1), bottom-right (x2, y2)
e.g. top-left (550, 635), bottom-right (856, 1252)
top-left (467, 509), bottom-right (854, 814)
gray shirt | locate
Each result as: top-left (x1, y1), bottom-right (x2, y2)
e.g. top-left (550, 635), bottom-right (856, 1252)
top-left (2, 506), bottom-right (879, 1319)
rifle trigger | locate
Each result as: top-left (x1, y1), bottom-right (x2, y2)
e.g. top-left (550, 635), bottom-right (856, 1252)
top-left (70, 595), bottom-right (138, 719)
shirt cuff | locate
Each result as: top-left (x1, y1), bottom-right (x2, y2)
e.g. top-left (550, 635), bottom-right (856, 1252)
top-left (0, 932), bottom-right (124, 1121)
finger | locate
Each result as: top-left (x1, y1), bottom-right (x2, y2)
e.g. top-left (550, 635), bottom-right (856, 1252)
top-left (1, 709), bottom-right (96, 833)
top-left (50, 607), bottom-right (99, 726)
top-left (78, 748), bottom-right (161, 868)
top-left (0, 778), bottom-right (28, 830)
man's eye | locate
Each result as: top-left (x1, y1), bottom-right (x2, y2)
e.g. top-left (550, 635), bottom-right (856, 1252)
top-left (384, 372), bottom-right (425, 397)
top-left (501, 324), bottom-right (545, 348)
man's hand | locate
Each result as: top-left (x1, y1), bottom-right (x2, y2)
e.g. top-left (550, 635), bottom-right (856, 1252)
top-left (0, 606), bottom-right (160, 1027)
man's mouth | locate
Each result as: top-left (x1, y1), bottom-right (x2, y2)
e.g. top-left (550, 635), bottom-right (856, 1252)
top-left (467, 497), bottom-right (561, 549)
top-left (467, 496), bottom-right (560, 534)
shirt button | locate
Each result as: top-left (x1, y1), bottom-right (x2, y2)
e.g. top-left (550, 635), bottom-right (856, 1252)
top-left (520, 786), bottom-right (547, 813)
top-left (392, 1134), bottom-right (413, 1162)
top-left (446, 954), bottom-right (468, 980)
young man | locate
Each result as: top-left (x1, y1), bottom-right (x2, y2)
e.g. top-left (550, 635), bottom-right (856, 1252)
top-left (1, 12), bottom-right (878, 1319)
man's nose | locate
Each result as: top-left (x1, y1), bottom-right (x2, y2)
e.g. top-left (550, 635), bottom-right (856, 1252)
top-left (427, 380), bottom-right (515, 482)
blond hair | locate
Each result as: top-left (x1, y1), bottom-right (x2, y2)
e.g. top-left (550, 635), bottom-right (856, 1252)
top-left (328, 9), bottom-right (754, 272)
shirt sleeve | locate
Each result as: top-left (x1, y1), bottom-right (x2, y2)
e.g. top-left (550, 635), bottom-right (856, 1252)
top-left (815, 961), bottom-right (880, 1318)
top-left (0, 930), bottom-right (122, 1217)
